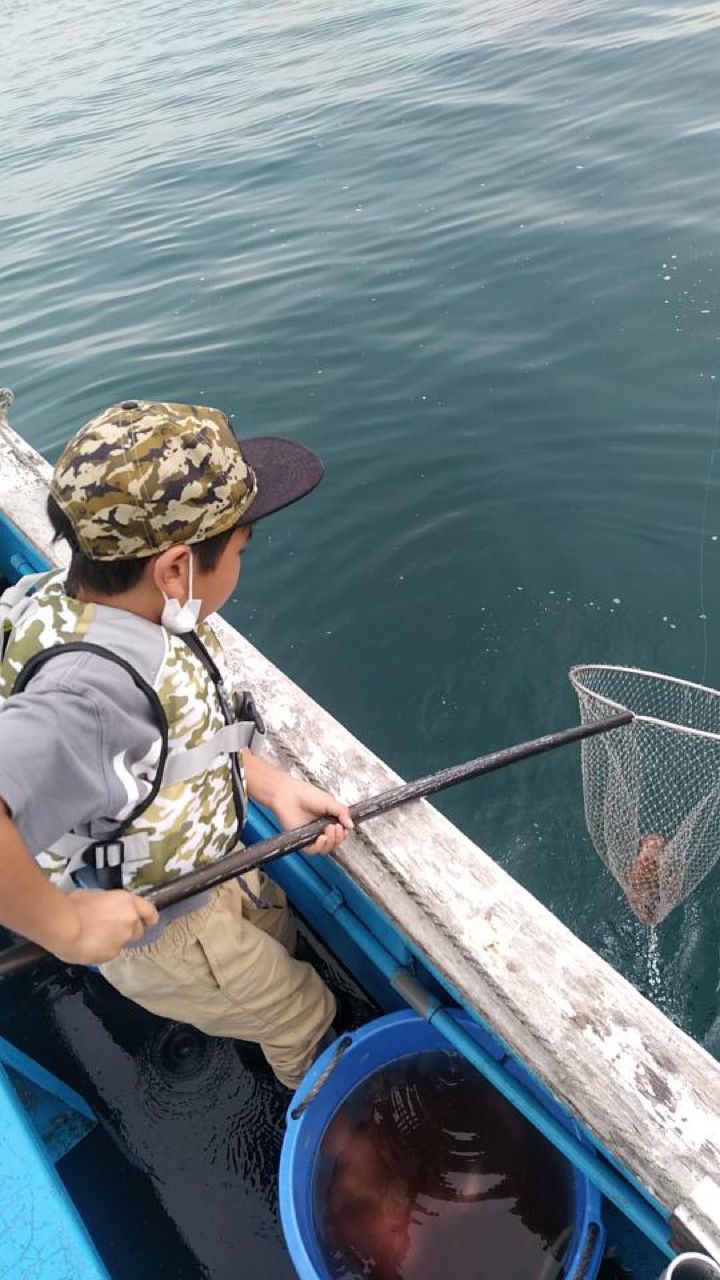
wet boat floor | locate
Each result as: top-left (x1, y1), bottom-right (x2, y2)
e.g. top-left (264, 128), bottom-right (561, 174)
top-left (0, 915), bottom-right (655, 1280)
top-left (0, 918), bottom-right (375, 1280)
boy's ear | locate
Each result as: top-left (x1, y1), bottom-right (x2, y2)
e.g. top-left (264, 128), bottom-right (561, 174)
top-left (152, 545), bottom-right (190, 597)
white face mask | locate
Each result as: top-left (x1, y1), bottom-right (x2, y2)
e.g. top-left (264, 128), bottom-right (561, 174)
top-left (160, 551), bottom-right (202, 635)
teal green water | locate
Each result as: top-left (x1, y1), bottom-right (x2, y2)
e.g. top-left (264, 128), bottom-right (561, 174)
top-left (2, 0), bottom-right (720, 1056)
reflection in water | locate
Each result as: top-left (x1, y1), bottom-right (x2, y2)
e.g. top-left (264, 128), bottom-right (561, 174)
top-left (136, 1020), bottom-right (284, 1186)
top-left (138, 1022), bottom-right (239, 1118)
top-left (315, 1050), bottom-right (575, 1280)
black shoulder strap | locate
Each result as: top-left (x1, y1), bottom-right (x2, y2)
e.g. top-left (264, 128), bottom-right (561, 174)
top-left (181, 629), bottom-right (232, 716)
top-left (12, 642), bottom-right (170, 844)
top-left (181, 629), bottom-right (247, 833)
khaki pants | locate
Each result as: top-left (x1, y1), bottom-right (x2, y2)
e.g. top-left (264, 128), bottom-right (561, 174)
top-left (100, 871), bottom-right (335, 1090)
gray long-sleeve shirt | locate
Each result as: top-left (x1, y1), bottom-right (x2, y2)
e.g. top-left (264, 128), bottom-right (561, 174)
top-left (0, 648), bottom-right (159, 855)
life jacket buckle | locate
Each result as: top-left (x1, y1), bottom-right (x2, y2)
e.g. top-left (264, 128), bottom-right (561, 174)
top-left (89, 841), bottom-right (125, 891)
top-left (92, 841), bottom-right (125, 870)
top-left (234, 690), bottom-right (266, 736)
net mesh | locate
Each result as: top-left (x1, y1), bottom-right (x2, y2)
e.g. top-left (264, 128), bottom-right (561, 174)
top-left (569, 665), bottom-right (720, 924)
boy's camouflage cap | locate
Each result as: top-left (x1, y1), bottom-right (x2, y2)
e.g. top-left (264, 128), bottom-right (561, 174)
top-left (50, 400), bottom-right (323, 560)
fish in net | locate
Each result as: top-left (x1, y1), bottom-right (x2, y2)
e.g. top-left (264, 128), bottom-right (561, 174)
top-left (569, 665), bottom-right (720, 924)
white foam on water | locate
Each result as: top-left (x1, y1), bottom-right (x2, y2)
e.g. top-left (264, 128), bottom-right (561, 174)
top-left (645, 926), bottom-right (666, 1010)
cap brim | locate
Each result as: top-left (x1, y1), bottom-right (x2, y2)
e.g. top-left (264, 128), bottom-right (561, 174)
top-left (237, 437), bottom-right (324, 525)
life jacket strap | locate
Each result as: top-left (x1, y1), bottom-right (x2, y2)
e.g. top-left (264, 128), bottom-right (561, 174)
top-left (48, 830), bottom-right (152, 865)
top-left (181, 630), bottom-right (253, 829)
top-left (162, 721), bottom-right (257, 786)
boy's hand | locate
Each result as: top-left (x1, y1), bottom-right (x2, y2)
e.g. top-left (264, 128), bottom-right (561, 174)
top-left (242, 752), bottom-right (353, 853)
top-left (0, 803), bottom-right (160, 964)
top-left (51, 889), bottom-right (159, 964)
top-left (271, 778), bottom-right (354, 853)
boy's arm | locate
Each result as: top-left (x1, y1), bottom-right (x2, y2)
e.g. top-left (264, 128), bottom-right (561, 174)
top-left (0, 801), bottom-right (158, 963)
top-left (242, 751), bottom-right (353, 854)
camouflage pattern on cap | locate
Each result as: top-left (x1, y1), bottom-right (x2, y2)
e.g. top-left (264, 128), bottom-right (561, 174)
top-left (50, 400), bottom-right (257, 560)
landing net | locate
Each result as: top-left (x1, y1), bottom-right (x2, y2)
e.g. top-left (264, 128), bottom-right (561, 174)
top-left (569, 664), bottom-right (720, 924)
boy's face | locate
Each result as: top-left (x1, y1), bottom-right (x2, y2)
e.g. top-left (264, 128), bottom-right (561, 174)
top-left (195, 525), bottom-right (252, 621)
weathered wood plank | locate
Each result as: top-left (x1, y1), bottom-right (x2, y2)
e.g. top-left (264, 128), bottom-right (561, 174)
top-left (1, 414), bottom-right (719, 1258)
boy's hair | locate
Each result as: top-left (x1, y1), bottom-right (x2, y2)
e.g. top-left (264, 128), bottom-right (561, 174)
top-left (47, 493), bottom-right (240, 597)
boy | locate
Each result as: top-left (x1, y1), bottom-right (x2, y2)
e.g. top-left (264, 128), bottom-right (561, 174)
top-left (0, 399), bottom-right (352, 1090)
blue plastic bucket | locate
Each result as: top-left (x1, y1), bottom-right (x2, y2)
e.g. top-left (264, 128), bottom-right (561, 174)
top-left (280, 1010), bottom-right (605, 1280)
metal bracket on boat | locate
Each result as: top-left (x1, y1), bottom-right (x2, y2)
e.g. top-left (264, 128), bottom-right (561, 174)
top-left (669, 1183), bottom-right (720, 1263)
top-left (390, 966), bottom-right (444, 1021)
top-left (670, 1217), bottom-right (708, 1258)
top-left (289, 1034), bottom-right (353, 1121)
top-left (319, 885), bottom-right (345, 916)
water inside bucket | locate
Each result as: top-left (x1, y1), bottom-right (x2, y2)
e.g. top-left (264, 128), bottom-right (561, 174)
top-left (313, 1049), bottom-right (576, 1280)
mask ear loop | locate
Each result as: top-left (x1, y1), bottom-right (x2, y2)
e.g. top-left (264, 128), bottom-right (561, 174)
top-left (160, 550), bottom-right (202, 635)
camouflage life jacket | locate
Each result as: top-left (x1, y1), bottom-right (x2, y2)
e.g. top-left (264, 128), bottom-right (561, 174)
top-left (0, 570), bottom-right (261, 891)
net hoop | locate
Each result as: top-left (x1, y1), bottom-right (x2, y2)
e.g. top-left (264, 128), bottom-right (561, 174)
top-left (569, 663), bottom-right (720, 921)
top-left (569, 664), bottom-right (720, 745)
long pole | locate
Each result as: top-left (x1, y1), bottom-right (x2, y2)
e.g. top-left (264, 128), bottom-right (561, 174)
top-left (0, 711), bottom-right (631, 978)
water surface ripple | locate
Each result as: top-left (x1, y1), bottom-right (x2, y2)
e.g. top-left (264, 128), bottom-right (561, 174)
top-left (2, 0), bottom-right (720, 1053)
